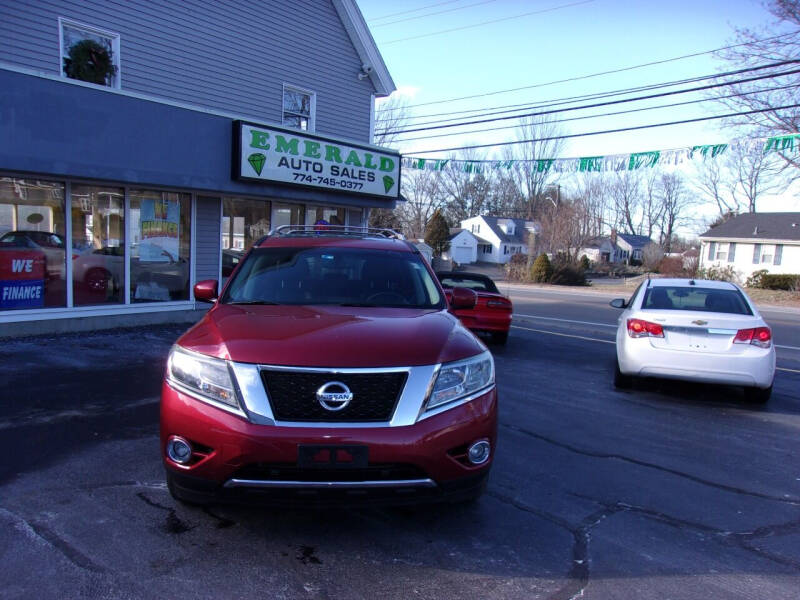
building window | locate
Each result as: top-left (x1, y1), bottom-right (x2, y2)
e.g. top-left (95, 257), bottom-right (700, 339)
top-left (272, 203), bottom-right (305, 230)
top-left (221, 198), bottom-right (271, 277)
top-left (282, 86), bottom-right (315, 131)
top-left (774, 244), bottom-right (783, 266)
top-left (760, 247), bottom-right (774, 264)
top-left (481, 244), bottom-right (492, 254)
top-left (71, 185), bottom-right (125, 305)
top-left (129, 191), bottom-right (191, 302)
top-left (0, 178), bottom-right (66, 310)
top-left (503, 245), bottom-right (510, 255)
top-left (59, 18), bottom-right (120, 88)
top-left (305, 206), bottom-right (346, 227)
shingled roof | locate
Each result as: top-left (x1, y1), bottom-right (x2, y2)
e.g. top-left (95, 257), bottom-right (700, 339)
top-left (699, 212), bottom-right (800, 242)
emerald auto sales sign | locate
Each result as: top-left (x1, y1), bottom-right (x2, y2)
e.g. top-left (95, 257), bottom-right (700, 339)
top-left (234, 121), bottom-right (400, 199)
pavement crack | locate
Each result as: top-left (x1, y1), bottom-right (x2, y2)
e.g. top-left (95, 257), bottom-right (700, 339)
top-left (502, 422), bottom-right (800, 506)
top-left (136, 492), bottom-right (197, 535)
top-left (0, 508), bottom-right (106, 574)
top-left (488, 490), bottom-right (619, 600)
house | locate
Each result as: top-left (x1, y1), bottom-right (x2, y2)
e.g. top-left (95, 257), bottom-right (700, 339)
top-left (580, 236), bottom-right (616, 263)
top-left (698, 212), bottom-right (800, 280)
top-left (443, 228), bottom-right (480, 265)
top-left (457, 216), bottom-right (537, 265)
top-left (0, 0), bottom-right (397, 336)
top-left (613, 232), bottom-right (653, 264)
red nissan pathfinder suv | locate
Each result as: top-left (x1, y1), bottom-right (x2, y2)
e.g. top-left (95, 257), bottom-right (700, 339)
top-left (161, 226), bottom-right (497, 505)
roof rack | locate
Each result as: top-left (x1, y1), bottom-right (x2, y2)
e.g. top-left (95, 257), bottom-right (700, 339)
top-left (265, 225), bottom-right (405, 240)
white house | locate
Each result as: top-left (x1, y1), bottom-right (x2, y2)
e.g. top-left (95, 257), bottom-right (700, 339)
top-left (412, 240), bottom-right (434, 264)
top-left (444, 229), bottom-right (479, 265)
top-left (457, 216), bottom-right (536, 265)
top-left (699, 212), bottom-right (800, 280)
top-left (580, 236), bottom-right (616, 263)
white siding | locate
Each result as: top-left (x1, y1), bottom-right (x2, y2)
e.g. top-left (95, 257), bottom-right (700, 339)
top-left (700, 240), bottom-right (800, 280)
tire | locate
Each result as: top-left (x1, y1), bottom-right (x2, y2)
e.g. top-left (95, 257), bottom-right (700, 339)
top-left (743, 385), bottom-right (771, 404)
top-left (166, 470), bottom-right (212, 506)
top-left (613, 357), bottom-right (633, 389)
top-left (491, 331), bottom-right (509, 345)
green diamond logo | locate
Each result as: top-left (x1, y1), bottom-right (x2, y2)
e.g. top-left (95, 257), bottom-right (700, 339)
top-left (247, 152), bottom-right (266, 175)
top-left (382, 175), bottom-right (395, 193)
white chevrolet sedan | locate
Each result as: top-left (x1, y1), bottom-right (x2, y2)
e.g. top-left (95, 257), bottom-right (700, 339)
top-left (610, 278), bottom-right (776, 403)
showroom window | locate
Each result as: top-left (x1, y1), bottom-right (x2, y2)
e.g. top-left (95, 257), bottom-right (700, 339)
top-left (221, 197), bottom-right (271, 277)
top-left (305, 206), bottom-right (347, 227)
top-left (272, 203), bottom-right (305, 230)
top-left (282, 86), bottom-right (315, 131)
top-left (59, 18), bottom-right (120, 88)
top-left (71, 185), bottom-right (125, 306)
top-left (0, 178), bottom-right (67, 311)
top-left (129, 190), bottom-right (191, 302)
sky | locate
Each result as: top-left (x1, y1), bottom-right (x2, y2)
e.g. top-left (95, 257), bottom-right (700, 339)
top-left (356, 0), bottom-right (799, 221)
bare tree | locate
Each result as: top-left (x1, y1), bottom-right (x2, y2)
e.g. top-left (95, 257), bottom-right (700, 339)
top-left (726, 142), bottom-right (789, 212)
top-left (509, 115), bottom-right (567, 219)
top-left (658, 172), bottom-right (695, 253)
top-left (642, 170), bottom-right (666, 239)
top-left (711, 1), bottom-right (800, 170)
top-left (439, 150), bottom-right (491, 223)
top-left (395, 169), bottom-right (445, 239)
top-left (692, 156), bottom-right (745, 216)
top-left (372, 93), bottom-right (411, 147)
top-left (609, 171), bottom-right (643, 235)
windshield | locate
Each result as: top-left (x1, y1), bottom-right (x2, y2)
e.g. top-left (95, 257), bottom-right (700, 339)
top-left (438, 274), bottom-right (499, 294)
top-left (641, 286), bottom-right (753, 315)
top-left (222, 246), bottom-right (444, 309)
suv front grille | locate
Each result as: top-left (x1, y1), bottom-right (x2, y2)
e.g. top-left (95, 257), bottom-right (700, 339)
top-left (233, 463), bottom-right (427, 482)
top-left (260, 369), bottom-right (407, 422)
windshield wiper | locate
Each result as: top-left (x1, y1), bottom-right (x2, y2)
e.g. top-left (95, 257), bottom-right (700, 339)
top-left (227, 300), bottom-right (279, 305)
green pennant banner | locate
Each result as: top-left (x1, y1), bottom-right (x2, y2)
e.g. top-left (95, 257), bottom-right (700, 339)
top-left (579, 157), bottom-right (604, 172)
top-left (628, 151), bottom-right (660, 170)
top-left (764, 133), bottom-right (800, 154)
top-left (690, 144), bottom-right (728, 158)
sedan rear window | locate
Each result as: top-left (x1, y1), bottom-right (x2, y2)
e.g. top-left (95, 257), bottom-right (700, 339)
top-left (641, 286), bottom-right (752, 315)
top-left (223, 246), bottom-right (444, 309)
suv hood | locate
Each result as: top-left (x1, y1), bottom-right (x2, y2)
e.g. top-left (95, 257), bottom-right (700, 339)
top-left (178, 304), bottom-right (485, 367)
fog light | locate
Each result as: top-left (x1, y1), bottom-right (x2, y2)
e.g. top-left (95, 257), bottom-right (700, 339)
top-left (166, 436), bottom-right (193, 465)
top-left (467, 440), bottom-right (491, 465)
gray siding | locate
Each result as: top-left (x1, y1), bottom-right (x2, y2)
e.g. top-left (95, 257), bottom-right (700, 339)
top-left (195, 196), bottom-right (221, 284)
top-left (0, 0), bottom-right (373, 142)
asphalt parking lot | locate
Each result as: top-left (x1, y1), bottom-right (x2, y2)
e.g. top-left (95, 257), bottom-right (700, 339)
top-left (1, 289), bottom-right (799, 599)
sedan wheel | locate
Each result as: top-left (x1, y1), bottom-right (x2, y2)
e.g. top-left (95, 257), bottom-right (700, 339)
top-left (743, 385), bottom-right (772, 404)
top-left (613, 358), bottom-right (633, 389)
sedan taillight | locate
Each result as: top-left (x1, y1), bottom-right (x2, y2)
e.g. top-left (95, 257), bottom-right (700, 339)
top-left (734, 326), bottom-right (772, 348)
top-left (627, 318), bottom-right (664, 338)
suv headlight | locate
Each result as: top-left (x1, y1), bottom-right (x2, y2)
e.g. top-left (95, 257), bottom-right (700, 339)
top-left (167, 346), bottom-right (239, 409)
top-left (427, 351), bottom-right (494, 411)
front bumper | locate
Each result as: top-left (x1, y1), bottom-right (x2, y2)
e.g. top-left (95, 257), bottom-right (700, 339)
top-left (160, 381), bottom-right (497, 504)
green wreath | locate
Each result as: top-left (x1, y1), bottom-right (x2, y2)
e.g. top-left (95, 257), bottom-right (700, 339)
top-left (63, 39), bottom-right (117, 85)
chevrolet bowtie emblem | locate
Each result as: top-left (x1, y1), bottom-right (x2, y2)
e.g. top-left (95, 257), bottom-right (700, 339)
top-left (692, 320), bottom-right (708, 326)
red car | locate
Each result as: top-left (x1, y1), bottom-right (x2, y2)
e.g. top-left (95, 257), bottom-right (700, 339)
top-left (437, 272), bottom-right (513, 345)
top-left (161, 227), bottom-right (497, 505)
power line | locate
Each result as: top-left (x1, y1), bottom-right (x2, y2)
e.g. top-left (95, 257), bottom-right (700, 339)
top-left (383, 60), bottom-right (796, 130)
top-left (406, 103), bottom-right (800, 155)
top-left (381, 65), bottom-right (800, 135)
top-left (368, 0), bottom-right (467, 22)
top-left (382, 0), bottom-right (594, 45)
top-left (392, 83), bottom-right (800, 143)
top-left (372, 0), bottom-right (497, 28)
top-left (380, 30), bottom-right (800, 111)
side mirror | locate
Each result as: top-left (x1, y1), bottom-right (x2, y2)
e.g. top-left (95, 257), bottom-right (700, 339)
top-left (450, 286), bottom-right (477, 310)
top-left (609, 298), bottom-right (627, 309)
top-left (194, 279), bottom-right (218, 302)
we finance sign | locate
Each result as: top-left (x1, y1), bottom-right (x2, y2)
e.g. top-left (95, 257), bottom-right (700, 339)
top-left (234, 121), bottom-right (400, 199)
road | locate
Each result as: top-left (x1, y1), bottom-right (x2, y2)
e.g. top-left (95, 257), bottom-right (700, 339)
top-left (1, 290), bottom-right (799, 599)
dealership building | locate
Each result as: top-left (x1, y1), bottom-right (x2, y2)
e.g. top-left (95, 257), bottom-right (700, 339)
top-left (0, 0), bottom-right (399, 336)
